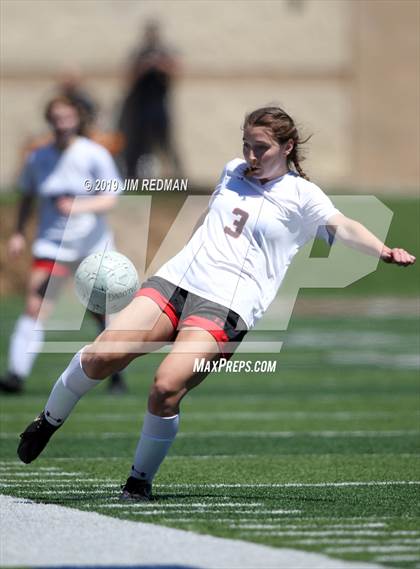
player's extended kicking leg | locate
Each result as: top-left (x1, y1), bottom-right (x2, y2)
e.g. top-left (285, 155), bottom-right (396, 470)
top-left (17, 296), bottom-right (175, 463)
top-left (89, 311), bottom-right (128, 394)
top-left (120, 327), bottom-right (221, 501)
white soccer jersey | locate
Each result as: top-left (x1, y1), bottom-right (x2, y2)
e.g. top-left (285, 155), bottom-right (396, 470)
top-left (20, 137), bottom-right (121, 261)
top-left (157, 159), bottom-right (340, 329)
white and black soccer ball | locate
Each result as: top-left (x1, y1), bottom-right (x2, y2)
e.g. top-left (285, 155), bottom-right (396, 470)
top-left (74, 251), bottom-right (139, 314)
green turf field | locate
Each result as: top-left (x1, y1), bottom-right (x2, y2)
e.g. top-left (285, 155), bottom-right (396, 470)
top-left (1, 296), bottom-right (419, 569)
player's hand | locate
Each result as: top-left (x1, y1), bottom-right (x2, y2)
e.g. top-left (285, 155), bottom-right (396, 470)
top-left (381, 247), bottom-right (416, 266)
top-left (8, 233), bottom-right (26, 258)
top-left (56, 196), bottom-right (75, 216)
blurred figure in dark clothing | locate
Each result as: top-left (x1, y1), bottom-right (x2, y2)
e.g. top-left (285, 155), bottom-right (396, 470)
top-left (119, 21), bottom-right (182, 178)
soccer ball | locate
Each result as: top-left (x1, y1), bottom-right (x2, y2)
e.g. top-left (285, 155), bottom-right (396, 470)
top-left (74, 251), bottom-right (139, 314)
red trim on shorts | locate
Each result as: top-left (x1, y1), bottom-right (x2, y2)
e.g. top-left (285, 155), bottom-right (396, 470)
top-left (180, 315), bottom-right (230, 355)
top-left (136, 287), bottom-right (178, 329)
top-left (32, 259), bottom-right (70, 278)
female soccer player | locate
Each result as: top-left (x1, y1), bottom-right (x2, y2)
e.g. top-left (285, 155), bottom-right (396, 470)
top-left (0, 96), bottom-right (126, 394)
top-left (17, 106), bottom-right (415, 500)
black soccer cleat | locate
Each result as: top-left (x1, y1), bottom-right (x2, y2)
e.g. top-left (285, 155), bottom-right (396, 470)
top-left (0, 372), bottom-right (24, 394)
top-left (120, 476), bottom-right (153, 501)
top-left (17, 412), bottom-right (60, 464)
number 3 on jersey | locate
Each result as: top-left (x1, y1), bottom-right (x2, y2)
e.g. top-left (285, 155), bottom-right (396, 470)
top-left (224, 208), bottom-right (249, 239)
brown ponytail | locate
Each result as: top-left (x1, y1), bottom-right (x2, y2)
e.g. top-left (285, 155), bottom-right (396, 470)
top-left (243, 106), bottom-right (311, 180)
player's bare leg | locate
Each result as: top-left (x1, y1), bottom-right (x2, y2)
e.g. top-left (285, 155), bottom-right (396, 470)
top-left (88, 310), bottom-right (128, 394)
top-left (17, 296), bottom-right (175, 463)
top-left (149, 327), bottom-right (220, 415)
top-left (122, 327), bottom-right (221, 500)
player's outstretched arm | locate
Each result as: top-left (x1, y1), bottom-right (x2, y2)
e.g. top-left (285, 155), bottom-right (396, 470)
top-left (326, 213), bottom-right (416, 267)
top-left (56, 195), bottom-right (118, 216)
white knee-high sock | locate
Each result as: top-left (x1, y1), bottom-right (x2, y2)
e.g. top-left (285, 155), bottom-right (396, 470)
top-left (44, 349), bottom-right (102, 426)
top-left (8, 315), bottom-right (44, 378)
top-left (131, 411), bottom-right (179, 483)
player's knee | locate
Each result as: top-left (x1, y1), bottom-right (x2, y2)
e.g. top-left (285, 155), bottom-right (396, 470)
top-left (81, 350), bottom-right (128, 380)
top-left (151, 371), bottom-right (182, 403)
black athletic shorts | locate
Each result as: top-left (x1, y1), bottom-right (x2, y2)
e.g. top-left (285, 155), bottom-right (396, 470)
top-left (135, 276), bottom-right (248, 358)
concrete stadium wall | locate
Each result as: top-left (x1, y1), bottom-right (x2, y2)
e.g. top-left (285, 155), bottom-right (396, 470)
top-left (0, 0), bottom-right (418, 193)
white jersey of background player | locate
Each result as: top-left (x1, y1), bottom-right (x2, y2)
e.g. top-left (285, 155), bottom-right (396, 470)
top-left (22, 136), bottom-right (118, 262)
top-left (0, 96), bottom-right (125, 394)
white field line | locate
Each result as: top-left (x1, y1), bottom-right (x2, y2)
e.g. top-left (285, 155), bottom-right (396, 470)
top-left (119, 509), bottom-right (301, 516)
top-left (165, 453), bottom-right (418, 460)
top-left (2, 429), bottom-right (418, 439)
top-left (0, 471), bottom-right (83, 477)
top-left (328, 351), bottom-right (420, 369)
top-left (177, 430), bottom-right (419, 438)
top-left (2, 480), bottom-right (418, 490)
top-left (228, 516), bottom-right (396, 529)
top-left (0, 488), bottom-right (118, 495)
top-left (292, 540), bottom-right (420, 546)
top-left (87, 513), bottom-right (303, 520)
top-left (375, 555), bottom-right (420, 562)
top-left (166, 518), bottom-right (394, 525)
top-left (2, 479), bottom-right (419, 490)
top-left (0, 488), bottom-right (117, 494)
top-left (227, 393), bottom-right (411, 402)
top-left (240, 531), bottom-right (419, 537)
top-left (157, 480), bottom-right (420, 488)
top-left (1, 453), bottom-right (417, 463)
top-left (0, 495), bottom-right (386, 569)
top-left (0, 466), bottom-right (62, 472)
top-left (284, 297), bottom-right (420, 318)
top-left (0, 460), bottom-right (66, 465)
top-left (232, 516), bottom-right (396, 521)
top-left (231, 523), bottom-right (387, 529)
top-left (327, 546), bottom-right (419, 553)
top-left (3, 452), bottom-right (415, 462)
top-left (0, 484), bottom-right (119, 490)
top-left (0, 477), bottom-right (115, 483)
top-left (96, 502), bottom-right (264, 509)
top-left (284, 330), bottom-right (417, 349)
top-left (4, 410), bottom-right (419, 421)
top-left (0, 482), bottom-right (116, 488)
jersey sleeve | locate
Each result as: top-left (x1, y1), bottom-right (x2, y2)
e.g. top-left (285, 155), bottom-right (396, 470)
top-left (300, 182), bottom-right (340, 238)
top-left (18, 152), bottom-right (37, 195)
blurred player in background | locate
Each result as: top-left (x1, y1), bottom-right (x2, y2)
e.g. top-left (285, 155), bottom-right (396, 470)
top-left (17, 107), bottom-right (415, 499)
top-left (21, 70), bottom-right (123, 162)
top-left (56, 68), bottom-right (124, 157)
top-left (0, 96), bottom-right (127, 395)
top-left (118, 20), bottom-right (182, 178)
top-left (57, 68), bottom-right (98, 130)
